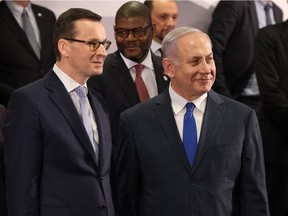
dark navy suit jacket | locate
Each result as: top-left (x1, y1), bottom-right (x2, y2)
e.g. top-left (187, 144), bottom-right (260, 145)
top-left (4, 70), bottom-right (114, 216)
top-left (116, 89), bottom-right (269, 216)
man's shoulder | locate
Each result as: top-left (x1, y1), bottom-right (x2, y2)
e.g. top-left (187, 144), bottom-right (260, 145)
top-left (209, 90), bottom-right (254, 113)
top-left (257, 21), bottom-right (287, 41)
top-left (31, 3), bottom-right (56, 18)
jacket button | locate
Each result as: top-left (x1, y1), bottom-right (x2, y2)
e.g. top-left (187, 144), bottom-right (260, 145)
top-left (100, 206), bottom-right (106, 211)
top-left (189, 180), bottom-right (196, 187)
top-left (100, 176), bottom-right (104, 181)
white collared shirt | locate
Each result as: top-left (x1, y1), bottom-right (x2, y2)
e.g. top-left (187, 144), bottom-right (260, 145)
top-left (254, 0), bottom-right (276, 28)
top-left (120, 51), bottom-right (158, 98)
top-left (53, 65), bottom-right (99, 149)
top-left (150, 39), bottom-right (162, 57)
top-left (169, 83), bottom-right (207, 142)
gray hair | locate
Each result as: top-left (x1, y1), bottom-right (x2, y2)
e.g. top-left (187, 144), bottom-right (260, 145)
top-left (162, 27), bottom-right (211, 63)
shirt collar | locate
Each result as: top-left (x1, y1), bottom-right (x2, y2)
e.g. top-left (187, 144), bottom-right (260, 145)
top-left (169, 83), bottom-right (207, 115)
top-left (53, 64), bottom-right (88, 93)
top-left (120, 50), bottom-right (154, 70)
top-left (6, 1), bottom-right (32, 18)
top-left (255, 0), bottom-right (272, 7)
top-left (150, 39), bottom-right (162, 54)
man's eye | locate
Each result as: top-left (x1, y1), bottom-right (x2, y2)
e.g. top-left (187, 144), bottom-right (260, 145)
top-left (89, 41), bottom-right (98, 46)
top-left (134, 29), bottom-right (144, 34)
top-left (117, 30), bottom-right (127, 35)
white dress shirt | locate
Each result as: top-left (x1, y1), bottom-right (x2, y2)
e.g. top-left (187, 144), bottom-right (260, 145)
top-left (120, 51), bottom-right (158, 98)
top-left (53, 64), bottom-right (99, 151)
top-left (169, 83), bottom-right (207, 143)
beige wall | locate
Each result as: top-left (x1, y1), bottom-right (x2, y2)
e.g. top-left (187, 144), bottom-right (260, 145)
top-left (33, 0), bottom-right (288, 53)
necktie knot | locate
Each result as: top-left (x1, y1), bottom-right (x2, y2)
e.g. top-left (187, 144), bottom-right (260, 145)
top-left (74, 86), bottom-right (87, 99)
top-left (21, 8), bottom-right (28, 18)
top-left (135, 64), bottom-right (145, 76)
top-left (186, 102), bottom-right (195, 113)
top-left (264, 3), bottom-right (272, 11)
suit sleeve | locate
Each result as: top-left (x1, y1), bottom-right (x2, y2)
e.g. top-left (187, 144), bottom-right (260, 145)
top-left (208, 1), bottom-right (238, 97)
top-left (115, 112), bottom-right (140, 216)
top-left (240, 110), bottom-right (269, 215)
top-left (255, 27), bottom-right (288, 130)
top-left (4, 90), bottom-right (43, 216)
top-left (0, 81), bottom-right (15, 107)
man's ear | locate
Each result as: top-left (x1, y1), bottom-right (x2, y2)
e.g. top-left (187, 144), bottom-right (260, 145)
top-left (58, 39), bottom-right (70, 58)
top-left (162, 58), bottom-right (175, 79)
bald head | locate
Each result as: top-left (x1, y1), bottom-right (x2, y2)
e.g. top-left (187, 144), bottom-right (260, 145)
top-left (115, 1), bottom-right (151, 25)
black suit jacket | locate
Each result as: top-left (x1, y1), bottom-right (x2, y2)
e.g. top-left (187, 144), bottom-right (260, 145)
top-left (116, 89), bottom-right (269, 216)
top-left (0, 1), bottom-right (56, 107)
top-left (255, 20), bottom-right (288, 165)
top-left (208, 0), bottom-right (282, 98)
top-left (88, 51), bottom-right (169, 144)
top-left (4, 70), bottom-right (114, 216)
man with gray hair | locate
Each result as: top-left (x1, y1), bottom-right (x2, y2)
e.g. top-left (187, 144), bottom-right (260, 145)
top-left (116, 26), bottom-right (269, 216)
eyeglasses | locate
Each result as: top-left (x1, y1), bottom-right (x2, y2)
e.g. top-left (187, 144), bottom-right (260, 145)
top-left (64, 38), bottom-right (112, 52)
top-left (114, 24), bottom-right (152, 38)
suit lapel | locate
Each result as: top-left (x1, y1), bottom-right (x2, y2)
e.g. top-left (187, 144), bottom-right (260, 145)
top-left (272, 3), bottom-right (283, 23)
top-left (248, 1), bottom-right (259, 37)
top-left (32, 5), bottom-right (44, 59)
top-left (280, 21), bottom-right (288, 55)
top-left (191, 91), bottom-right (226, 175)
top-left (88, 91), bottom-right (111, 172)
top-left (111, 52), bottom-right (140, 105)
top-left (45, 71), bottom-right (98, 167)
top-left (0, 2), bottom-right (36, 57)
top-left (151, 53), bottom-right (169, 93)
top-left (153, 91), bottom-right (192, 173)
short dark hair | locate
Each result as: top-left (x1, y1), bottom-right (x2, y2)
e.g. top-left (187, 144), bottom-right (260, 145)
top-left (53, 8), bottom-right (102, 60)
top-left (143, 0), bottom-right (153, 10)
top-left (115, 1), bottom-right (151, 25)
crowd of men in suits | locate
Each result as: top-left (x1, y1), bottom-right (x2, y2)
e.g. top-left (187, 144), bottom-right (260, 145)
top-left (1, 0), bottom-right (288, 216)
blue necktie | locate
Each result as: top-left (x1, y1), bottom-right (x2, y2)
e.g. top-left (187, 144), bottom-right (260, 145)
top-left (74, 86), bottom-right (99, 163)
top-left (183, 103), bottom-right (197, 167)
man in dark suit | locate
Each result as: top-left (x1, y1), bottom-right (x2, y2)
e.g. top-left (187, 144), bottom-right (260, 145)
top-left (255, 19), bottom-right (288, 216)
top-left (116, 27), bottom-right (269, 216)
top-left (208, 0), bottom-right (282, 114)
top-left (0, 0), bottom-right (56, 107)
top-left (4, 8), bottom-right (114, 216)
top-left (88, 2), bottom-right (169, 213)
top-left (88, 1), bottom-right (169, 144)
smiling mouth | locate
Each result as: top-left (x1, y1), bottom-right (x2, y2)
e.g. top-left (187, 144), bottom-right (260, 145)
top-left (92, 61), bottom-right (103, 65)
